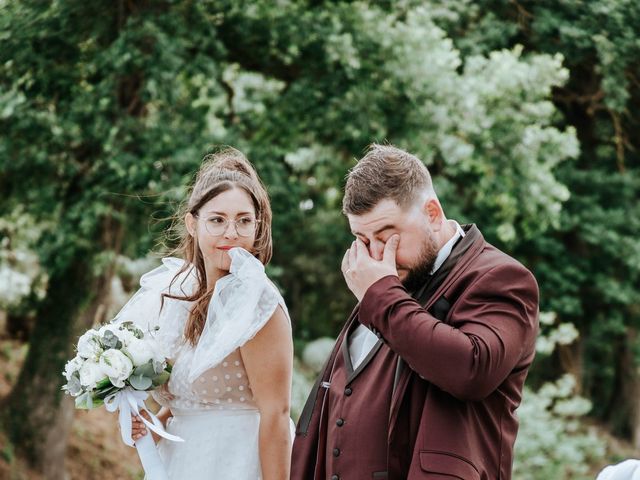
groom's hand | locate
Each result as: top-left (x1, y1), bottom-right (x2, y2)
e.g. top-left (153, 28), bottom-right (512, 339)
top-left (341, 235), bottom-right (399, 301)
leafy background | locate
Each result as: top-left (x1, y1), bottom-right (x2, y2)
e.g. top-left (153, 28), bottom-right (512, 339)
top-left (0, 1), bottom-right (638, 478)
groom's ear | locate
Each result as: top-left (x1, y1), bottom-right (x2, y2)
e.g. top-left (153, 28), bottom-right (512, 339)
top-left (185, 213), bottom-right (196, 237)
top-left (423, 199), bottom-right (443, 231)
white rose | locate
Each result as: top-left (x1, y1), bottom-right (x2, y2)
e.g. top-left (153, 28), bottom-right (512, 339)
top-left (124, 337), bottom-right (156, 367)
top-left (99, 349), bottom-right (133, 388)
top-left (63, 355), bottom-right (84, 381)
top-left (76, 330), bottom-right (102, 359)
top-left (79, 359), bottom-right (106, 390)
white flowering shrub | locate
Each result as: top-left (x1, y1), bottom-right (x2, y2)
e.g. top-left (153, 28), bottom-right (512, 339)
top-left (290, 337), bottom-right (339, 422)
top-left (536, 311), bottom-right (580, 356)
top-left (0, 208), bottom-right (47, 312)
top-left (302, 337), bottom-right (336, 373)
top-left (291, 358), bottom-right (315, 423)
top-left (0, 265), bottom-right (32, 309)
top-left (514, 315), bottom-right (607, 479)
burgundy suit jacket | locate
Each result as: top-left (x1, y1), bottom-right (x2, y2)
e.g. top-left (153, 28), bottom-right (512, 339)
top-left (292, 225), bottom-right (539, 479)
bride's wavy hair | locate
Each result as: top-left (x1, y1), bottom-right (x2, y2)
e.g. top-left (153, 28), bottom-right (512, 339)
top-left (163, 147), bottom-right (273, 345)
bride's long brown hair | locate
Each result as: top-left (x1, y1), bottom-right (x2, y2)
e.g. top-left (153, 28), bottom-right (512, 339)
top-left (163, 148), bottom-right (272, 345)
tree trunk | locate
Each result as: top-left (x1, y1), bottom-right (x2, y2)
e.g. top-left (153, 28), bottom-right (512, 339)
top-left (2, 239), bottom-right (122, 480)
top-left (624, 329), bottom-right (640, 449)
top-left (1, 224), bottom-right (120, 478)
top-left (605, 328), bottom-right (640, 444)
top-left (557, 336), bottom-right (584, 393)
top-left (1, 256), bottom-right (94, 478)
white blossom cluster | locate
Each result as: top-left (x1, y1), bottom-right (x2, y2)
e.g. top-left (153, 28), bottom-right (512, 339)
top-left (62, 322), bottom-right (170, 409)
top-left (0, 265), bottom-right (31, 308)
top-left (535, 311), bottom-right (580, 355)
top-left (514, 374), bottom-right (604, 479)
top-left (283, 4), bottom-right (578, 243)
top-left (0, 210), bottom-right (47, 310)
top-left (514, 314), bottom-right (606, 478)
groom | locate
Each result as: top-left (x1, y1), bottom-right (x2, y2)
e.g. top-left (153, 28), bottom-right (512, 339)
top-left (291, 144), bottom-right (539, 479)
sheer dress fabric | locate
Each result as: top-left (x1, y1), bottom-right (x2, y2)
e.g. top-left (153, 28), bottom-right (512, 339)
top-left (113, 248), bottom-right (292, 480)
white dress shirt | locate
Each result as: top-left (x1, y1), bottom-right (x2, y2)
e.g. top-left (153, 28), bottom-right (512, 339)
top-left (348, 220), bottom-right (466, 369)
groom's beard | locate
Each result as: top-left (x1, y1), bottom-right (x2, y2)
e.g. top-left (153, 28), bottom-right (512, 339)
top-left (402, 234), bottom-right (439, 293)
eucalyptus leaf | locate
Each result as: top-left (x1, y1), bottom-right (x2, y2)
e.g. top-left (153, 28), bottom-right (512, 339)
top-left (75, 392), bottom-right (94, 410)
top-left (66, 376), bottom-right (82, 396)
top-left (133, 362), bottom-right (156, 378)
top-left (102, 331), bottom-right (119, 349)
top-left (129, 374), bottom-right (153, 391)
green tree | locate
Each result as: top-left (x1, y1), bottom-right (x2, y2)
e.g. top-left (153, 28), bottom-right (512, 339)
top-left (1, 1), bottom-right (587, 476)
top-left (0, 1), bottom-right (221, 476)
top-left (427, 0), bottom-right (640, 445)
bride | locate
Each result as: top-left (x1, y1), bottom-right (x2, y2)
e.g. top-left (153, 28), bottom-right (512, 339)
top-left (119, 148), bottom-right (293, 479)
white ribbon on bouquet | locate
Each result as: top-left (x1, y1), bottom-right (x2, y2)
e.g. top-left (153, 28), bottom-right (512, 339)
top-left (105, 387), bottom-right (184, 480)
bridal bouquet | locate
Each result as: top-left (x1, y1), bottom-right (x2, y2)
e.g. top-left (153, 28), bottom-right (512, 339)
top-left (62, 321), bottom-right (182, 480)
top-left (62, 322), bottom-right (171, 409)
top-left (62, 321), bottom-right (170, 407)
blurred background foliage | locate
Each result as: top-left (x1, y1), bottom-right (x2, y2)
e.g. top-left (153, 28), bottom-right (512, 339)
top-left (0, 0), bottom-right (638, 478)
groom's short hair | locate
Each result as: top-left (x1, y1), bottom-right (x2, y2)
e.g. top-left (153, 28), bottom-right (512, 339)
top-left (342, 143), bottom-right (434, 215)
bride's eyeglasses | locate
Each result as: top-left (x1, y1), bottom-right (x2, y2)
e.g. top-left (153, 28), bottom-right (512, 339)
top-left (196, 215), bottom-right (259, 237)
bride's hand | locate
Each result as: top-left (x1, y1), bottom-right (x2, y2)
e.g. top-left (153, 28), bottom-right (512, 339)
top-left (131, 410), bottom-right (151, 442)
top-left (131, 407), bottom-right (173, 443)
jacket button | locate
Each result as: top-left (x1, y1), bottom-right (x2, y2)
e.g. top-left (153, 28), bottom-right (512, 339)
top-left (344, 387), bottom-right (352, 396)
top-left (331, 475), bottom-right (340, 480)
top-left (333, 448), bottom-right (340, 457)
top-left (336, 418), bottom-right (344, 427)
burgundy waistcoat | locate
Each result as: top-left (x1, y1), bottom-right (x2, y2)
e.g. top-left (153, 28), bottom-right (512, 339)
top-left (323, 327), bottom-right (397, 479)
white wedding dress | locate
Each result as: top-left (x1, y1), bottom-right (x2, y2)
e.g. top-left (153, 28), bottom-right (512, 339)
top-left (113, 248), bottom-right (293, 480)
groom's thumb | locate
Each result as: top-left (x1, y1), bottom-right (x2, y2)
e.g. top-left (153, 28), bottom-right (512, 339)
top-left (383, 234), bottom-right (400, 264)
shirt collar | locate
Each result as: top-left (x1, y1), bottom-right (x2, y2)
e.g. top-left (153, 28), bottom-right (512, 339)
top-left (431, 220), bottom-right (465, 274)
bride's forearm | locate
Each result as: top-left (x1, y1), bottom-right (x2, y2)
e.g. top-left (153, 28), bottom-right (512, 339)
top-left (151, 407), bottom-right (173, 443)
top-left (156, 406), bottom-right (173, 424)
top-left (258, 411), bottom-right (291, 480)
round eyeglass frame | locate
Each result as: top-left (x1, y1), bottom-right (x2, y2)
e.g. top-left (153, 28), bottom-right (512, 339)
top-left (194, 214), bottom-right (260, 237)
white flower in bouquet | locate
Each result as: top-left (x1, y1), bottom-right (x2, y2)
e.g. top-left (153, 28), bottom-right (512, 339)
top-left (99, 348), bottom-right (134, 388)
top-left (125, 336), bottom-right (160, 367)
top-left (77, 329), bottom-right (102, 359)
top-left (79, 358), bottom-right (106, 389)
top-left (63, 355), bottom-right (84, 381)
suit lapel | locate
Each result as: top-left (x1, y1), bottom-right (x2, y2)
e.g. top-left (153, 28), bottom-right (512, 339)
top-left (341, 311), bottom-right (385, 383)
